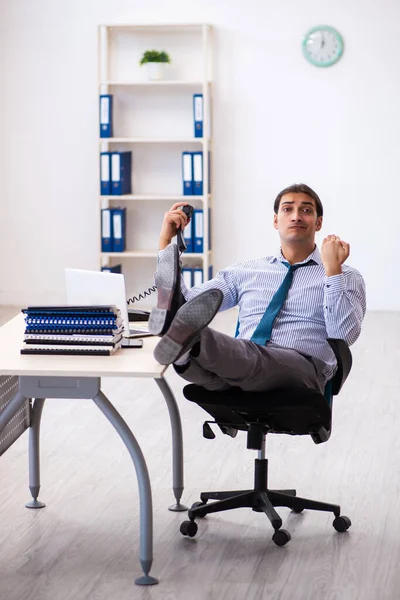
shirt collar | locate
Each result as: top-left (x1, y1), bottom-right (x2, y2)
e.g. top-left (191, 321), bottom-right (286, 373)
top-left (269, 245), bottom-right (321, 266)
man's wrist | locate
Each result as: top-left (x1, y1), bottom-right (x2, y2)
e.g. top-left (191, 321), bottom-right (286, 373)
top-left (324, 264), bottom-right (342, 277)
top-left (159, 237), bottom-right (172, 251)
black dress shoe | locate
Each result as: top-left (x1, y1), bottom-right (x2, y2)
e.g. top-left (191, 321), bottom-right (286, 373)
top-left (154, 289), bottom-right (223, 365)
top-left (149, 244), bottom-right (184, 336)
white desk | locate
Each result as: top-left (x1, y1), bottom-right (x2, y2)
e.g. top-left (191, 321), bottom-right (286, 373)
top-left (0, 314), bottom-right (187, 586)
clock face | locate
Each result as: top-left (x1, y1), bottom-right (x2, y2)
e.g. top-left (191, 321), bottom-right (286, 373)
top-left (303, 26), bottom-right (344, 67)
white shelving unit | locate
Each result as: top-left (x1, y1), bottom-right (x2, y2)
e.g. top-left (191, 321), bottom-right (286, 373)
top-left (98, 24), bottom-right (213, 302)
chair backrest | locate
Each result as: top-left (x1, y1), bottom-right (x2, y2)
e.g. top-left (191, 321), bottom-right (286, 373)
top-left (327, 338), bottom-right (353, 395)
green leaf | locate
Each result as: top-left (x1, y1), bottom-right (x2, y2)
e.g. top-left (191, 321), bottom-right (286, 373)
top-left (139, 49), bottom-right (171, 66)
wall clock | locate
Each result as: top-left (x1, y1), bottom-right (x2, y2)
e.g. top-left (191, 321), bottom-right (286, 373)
top-left (302, 26), bottom-right (344, 67)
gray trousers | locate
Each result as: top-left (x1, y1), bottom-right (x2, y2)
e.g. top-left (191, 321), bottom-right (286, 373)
top-left (175, 327), bottom-right (327, 393)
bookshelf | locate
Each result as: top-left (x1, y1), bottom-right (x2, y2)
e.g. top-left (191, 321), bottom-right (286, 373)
top-left (98, 24), bottom-right (213, 304)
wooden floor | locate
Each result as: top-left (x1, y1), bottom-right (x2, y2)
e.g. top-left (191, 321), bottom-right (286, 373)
top-left (1, 305), bottom-right (399, 600)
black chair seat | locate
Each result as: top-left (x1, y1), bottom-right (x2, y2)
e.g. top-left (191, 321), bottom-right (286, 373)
top-left (183, 384), bottom-right (331, 438)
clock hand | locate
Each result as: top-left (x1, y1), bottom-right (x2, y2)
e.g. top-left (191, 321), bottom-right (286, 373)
top-left (321, 32), bottom-right (325, 49)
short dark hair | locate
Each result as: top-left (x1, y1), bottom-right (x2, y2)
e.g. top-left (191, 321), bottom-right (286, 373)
top-left (273, 183), bottom-right (323, 218)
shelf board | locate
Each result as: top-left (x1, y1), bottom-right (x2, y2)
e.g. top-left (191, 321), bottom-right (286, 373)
top-left (101, 80), bottom-right (209, 87)
top-left (101, 24), bottom-right (210, 30)
top-left (101, 251), bottom-right (211, 258)
top-left (100, 194), bottom-right (210, 201)
top-left (100, 138), bottom-right (207, 144)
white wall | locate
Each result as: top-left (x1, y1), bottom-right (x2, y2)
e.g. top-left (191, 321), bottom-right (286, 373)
top-left (1, 0), bottom-right (399, 310)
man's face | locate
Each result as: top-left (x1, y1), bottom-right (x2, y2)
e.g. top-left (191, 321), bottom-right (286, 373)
top-left (273, 192), bottom-right (322, 244)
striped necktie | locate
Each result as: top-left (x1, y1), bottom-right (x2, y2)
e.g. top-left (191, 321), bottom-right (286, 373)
top-left (250, 260), bottom-right (314, 346)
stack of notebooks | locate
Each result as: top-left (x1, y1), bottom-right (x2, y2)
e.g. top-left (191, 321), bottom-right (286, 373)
top-left (21, 306), bottom-right (123, 356)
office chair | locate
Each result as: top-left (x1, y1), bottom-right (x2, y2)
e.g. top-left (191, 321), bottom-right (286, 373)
top-left (179, 338), bottom-right (352, 546)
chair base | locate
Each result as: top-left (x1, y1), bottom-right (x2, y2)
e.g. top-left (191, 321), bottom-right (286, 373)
top-left (190, 488), bottom-right (341, 528)
top-left (182, 459), bottom-right (344, 542)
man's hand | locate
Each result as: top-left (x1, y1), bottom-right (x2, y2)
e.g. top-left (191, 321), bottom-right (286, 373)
top-left (159, 202), bottom-right (191, 250)
top-left (321, 235), bottom-right (350, 277)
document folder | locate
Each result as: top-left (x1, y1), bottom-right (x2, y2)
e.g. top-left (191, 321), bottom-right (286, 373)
top-left (112, 207), bottom-right (126, 252)
top-left (111, 152), bottom-right (132, 195)
top-left (182, 267), bottom-right (193, 289)
top-left (182, 152), bottom-right (193, 195)
top-left (193, 152), bottom-right (203, 196)
top-left (101, 208), bottom-right (113, 252)
top-left (100, 152), bottom-right (111, 195)
top-left (193, 94), bottom-right (203, 138)
top-left (193, 209), bottom-right (204, 253)
top-left (100, 94), bottom-right (113, 138)
top-left (193, 268), bottom-right (203, 287)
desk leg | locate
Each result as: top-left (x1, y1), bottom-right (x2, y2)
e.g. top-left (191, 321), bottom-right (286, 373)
top-left (25, 398), bottom-right (46, 509)
top-left (92, 390), bottom-right (158, 586)
top-left (154, 377), bottom-right (187, 512)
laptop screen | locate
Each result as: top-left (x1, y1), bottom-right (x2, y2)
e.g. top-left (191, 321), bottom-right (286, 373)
top-left (64, 268), bottom-right (130, 337)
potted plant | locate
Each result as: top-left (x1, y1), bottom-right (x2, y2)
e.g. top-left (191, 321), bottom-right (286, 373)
top-left (139, 49), bottom-right (171, 81)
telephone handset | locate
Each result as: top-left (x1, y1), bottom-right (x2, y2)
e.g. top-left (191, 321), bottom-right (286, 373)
top-left (176, 204), bottom-right (194, 253)
top-left (126, 204), bottom-right (194, 306)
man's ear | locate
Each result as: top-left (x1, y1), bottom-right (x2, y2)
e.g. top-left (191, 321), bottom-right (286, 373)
top-left (273, 214), bottom-right (278, 230)
top-left (316, 216), bottom-right (323, 232)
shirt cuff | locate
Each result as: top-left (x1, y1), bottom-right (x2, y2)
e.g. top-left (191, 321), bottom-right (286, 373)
top-left (157, 247), bottom-right (169, 263)
top-left (324, 273), bottom-right (346, 294)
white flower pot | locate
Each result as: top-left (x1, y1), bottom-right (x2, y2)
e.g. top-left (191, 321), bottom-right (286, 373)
top-left (145, 62), bottom-right (167, 81)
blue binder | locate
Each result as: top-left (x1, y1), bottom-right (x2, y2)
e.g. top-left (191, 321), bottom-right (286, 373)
top-left (208, 265), bottom-right (213, 280)
top-left (193, 268), bottom-right (203, 287)
top-left (208, 207), bottom-right (212, 250)
top-left (101, 264), bottom-right (122, 273)
top-left (182, 152), bottom-right (193, 195)
top-left (183, 215), bottom-right (193, 252)
top-left (100, 95), bottom-right (113, 138)
top-left (112, 207), bottom-right (126, 252)
top-left (111, 152), bottom-right (132, 195)
top-left (182, 267), bottom-right (193, 289)
top-left (193, 209), bottom-right (204, 253)
top-left (193, 152), bottom-right (203, 196)
top-left (193, 94), bottom-right (203, 138)
top-left (101, 208), bottom-right (113, 252)
top-left (100, 152), bottom-right (111, 195)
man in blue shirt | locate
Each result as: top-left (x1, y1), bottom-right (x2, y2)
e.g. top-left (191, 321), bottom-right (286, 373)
top-left (149, 184), bottom-right (366, 396)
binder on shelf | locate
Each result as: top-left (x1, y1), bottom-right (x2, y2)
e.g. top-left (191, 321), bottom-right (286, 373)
top-left (182, 267), bottom-right (193, 289)
top-left (183, 218), bottom-right (193, 253)
top-left (208, 265), bottom-right (213, 280)
top-left (111, 151), bottom-right (132, 195)
top-left (193, 151), bottom-right (203, 196)
top-left (112, 207), bottom-right (126, 252)
top-left (193, 94), bottom-right (203, 138)
top-left (101, 208), bottom-right (113, 252)
top-left (193, 268), bottom-right (203, 287)
top-left (182, 152), bottom-right (193, 195)
top-left (193, 209), bottom-right (204, 253)
top-left (100, 152), bottom-right (111, 195)
top-left (208, 207), bottom-right (212, 250)
top-left (100, 94), bottom-right (113, 138)
top-left (101, 264), bottom-right (122, 273)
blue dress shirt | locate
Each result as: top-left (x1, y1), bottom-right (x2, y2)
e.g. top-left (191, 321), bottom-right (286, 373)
top-left (167, 245), bottom-right (366, 383)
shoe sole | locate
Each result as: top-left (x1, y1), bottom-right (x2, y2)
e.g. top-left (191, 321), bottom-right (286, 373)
top-left (154, 289), bottom-right (223, 365)
top-left (148, 245), bottom-right (179, 335)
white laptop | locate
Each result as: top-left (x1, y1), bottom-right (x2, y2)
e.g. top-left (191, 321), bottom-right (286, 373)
top-left (65, 268), bottom-right (146, 338)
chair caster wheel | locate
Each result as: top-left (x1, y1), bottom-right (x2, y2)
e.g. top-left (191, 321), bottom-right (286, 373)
top-left (292, 506), bottom-right (304, 513)
top-left (272, 528), bottom-right (291, 547)
top-left (180, 520), bottom-right (198, 537)
top-left (333, 515), bottom-right (351, 532)
top-left (190, 501), bottom-right (207, 517)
